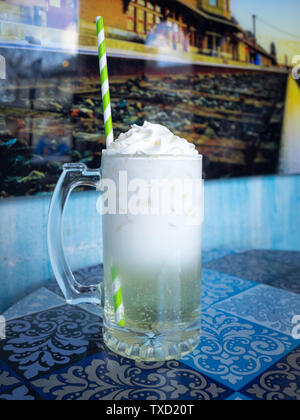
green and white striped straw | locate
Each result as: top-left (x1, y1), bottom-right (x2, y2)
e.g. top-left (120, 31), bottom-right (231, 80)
top-left (96, 17), bottom-right (125, 326)
top-left (112, 267), bottom-right (126, 327)
top-left (96, 16), bottom-right (114, 148)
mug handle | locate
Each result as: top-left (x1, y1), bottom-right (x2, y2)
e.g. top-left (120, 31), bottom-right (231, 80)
top-left (47, 163), bottom-right (103, 308)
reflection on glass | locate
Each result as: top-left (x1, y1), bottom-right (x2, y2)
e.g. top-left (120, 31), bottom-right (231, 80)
top-left (0, 0), bottom-right (78, 49)
top-left (0, 0), bottom-right (294, 198)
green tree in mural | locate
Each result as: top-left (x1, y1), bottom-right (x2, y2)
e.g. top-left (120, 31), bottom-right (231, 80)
top-left (0, 117), bottom-right (36, 197)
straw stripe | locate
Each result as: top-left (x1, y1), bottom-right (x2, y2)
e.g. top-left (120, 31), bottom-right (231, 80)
top-left (99, 55), bottom-right (107, 72)
top-left (106, 131), bottom-right (114, 146)
top-left (98, 29), bottom-right (105, 46)
top-left (102, 90), bottom-right (110, 110)
top-left (101, 79), bottom-right (109, 99)
top-left (105, 118), bottom-right (113, 137)
top-left (104, 106), bottom-right (111, 124)
top-left (112, 276), bottom-right (121, 295)
top-left (100, 66), bottom-right (108, 85)
top-left (96, 16), bottom-right (114, 148)
top-left (115, 306), bottom-right (125, 326)
top-left (113, 288), bottom-right (123, 310)
top-left (112, 267), bottom-right (125, 327)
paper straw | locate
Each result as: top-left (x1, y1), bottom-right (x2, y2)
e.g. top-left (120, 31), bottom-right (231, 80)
top-left (96, 16), bottom-right (114, 148)
top-left (111, 267), bottom-right (126, 327)
top-left (97, 17), bottom-right (124, 327)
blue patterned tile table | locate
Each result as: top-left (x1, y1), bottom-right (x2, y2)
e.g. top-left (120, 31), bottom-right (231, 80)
top-left (0, 250), bottom-right (299, 400)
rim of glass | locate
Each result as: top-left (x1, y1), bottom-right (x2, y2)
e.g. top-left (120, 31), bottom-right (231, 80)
top-left (102, 150), bottom-right (203, 160)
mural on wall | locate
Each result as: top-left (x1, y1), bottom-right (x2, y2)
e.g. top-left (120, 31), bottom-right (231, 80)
top-left (0, 0), bottom-right (299, 197)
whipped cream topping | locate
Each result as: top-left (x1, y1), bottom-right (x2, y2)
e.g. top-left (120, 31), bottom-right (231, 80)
top-left (106, 122), bottom-right (199, 156)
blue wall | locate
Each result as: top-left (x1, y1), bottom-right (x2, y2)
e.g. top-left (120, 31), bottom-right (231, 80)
top-left (204, 175), bottom-right (300, 251)
top-left (0, 174), bottom-right (299, 313)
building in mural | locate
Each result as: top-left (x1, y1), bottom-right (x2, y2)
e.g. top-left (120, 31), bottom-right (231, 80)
top-left (79, 0), bottom-right (275, 67)
top-left (0, 0), bottom-right (78, 47)
top-left (0, 0), bottom-right (78, 28)
top-left (0, 0), bottom-right (275, 67)
top-left (0, 0), bottom-right (290, 198)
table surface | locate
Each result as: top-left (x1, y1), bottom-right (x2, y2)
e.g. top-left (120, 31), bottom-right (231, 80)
top-left (0, 249), bottom-right (299, 401)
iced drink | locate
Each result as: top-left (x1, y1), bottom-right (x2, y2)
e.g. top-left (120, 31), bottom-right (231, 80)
top-left (101, 122), bottom-right (203, 361)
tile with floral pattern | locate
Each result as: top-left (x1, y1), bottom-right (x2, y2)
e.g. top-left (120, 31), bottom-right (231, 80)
top-left (204, 252), bottom-right (296, 284)
top-left (46, 265), bottom-right (104, 299)
top-left (2, 287), bottom-right (65, 321)
top-left (0, 305), bottom-right (104, 380)
top-left (240, 346), bottom-right (300, 400)
top-left (244, 250), bottom-right (300, 268)
top-left (181, 307), bottom-right (298, 390)
top-left (30, 348), bottom-right (234, 400)
top-left (202, 269), bottom-right (257, 307)
top-left (202, 249), bottom-right (238, 264)
top-left (268, 269), bottom-right (300, 295)
top-left (0, 359), bottom-right (22, 393)
top-left (226, 392), bottom-right (252, 400)
top-left (0, 385), bottom-right (36, 401)
top-left (214, 284), bottom-right (300, 336)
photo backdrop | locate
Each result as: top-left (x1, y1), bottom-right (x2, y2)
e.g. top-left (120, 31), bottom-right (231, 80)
top-left (0, 0), bottom-right (299, 197)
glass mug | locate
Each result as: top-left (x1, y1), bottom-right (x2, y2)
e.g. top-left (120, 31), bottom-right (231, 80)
top-left (48, 152), bottom-right (203, 362)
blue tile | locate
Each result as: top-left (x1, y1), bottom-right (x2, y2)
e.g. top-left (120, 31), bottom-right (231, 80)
top-left (202, 249), bottom-right (238, 264)
top-left (226, 392), bottom-right (252, 400)
top-left (204, 252), bottom-right (295, 284)
top-left (30, 349), bottom-right (234, 400)
top-left (214, 284), bottom-right (300, 337)
top-left (46, 265), bottom-right (104, 300)
top-left (0, 385), bottom-right (35, 400)
top-left (45, 281), bottom-right (64, 298)
top-left (181, 307), bottom-right (298, 391)
top-left (0, 359), bottom-right (23, 393)
top-left (74, 265), bottom-right (104, 285)
top-left (2, 287), bottom-right (65, 321)
top-left (245, 250), bottom-right (300, 268)
top-left (240, 346), bottom-right (300, 400)
top-left (0, 305), bottom-right (104, 380)
top-left (79, 303), bottom-right (104, 318)
top-left (268, 269), bottom-right (300, 295)
top-left (202, 269), bottom-right (257, 307)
